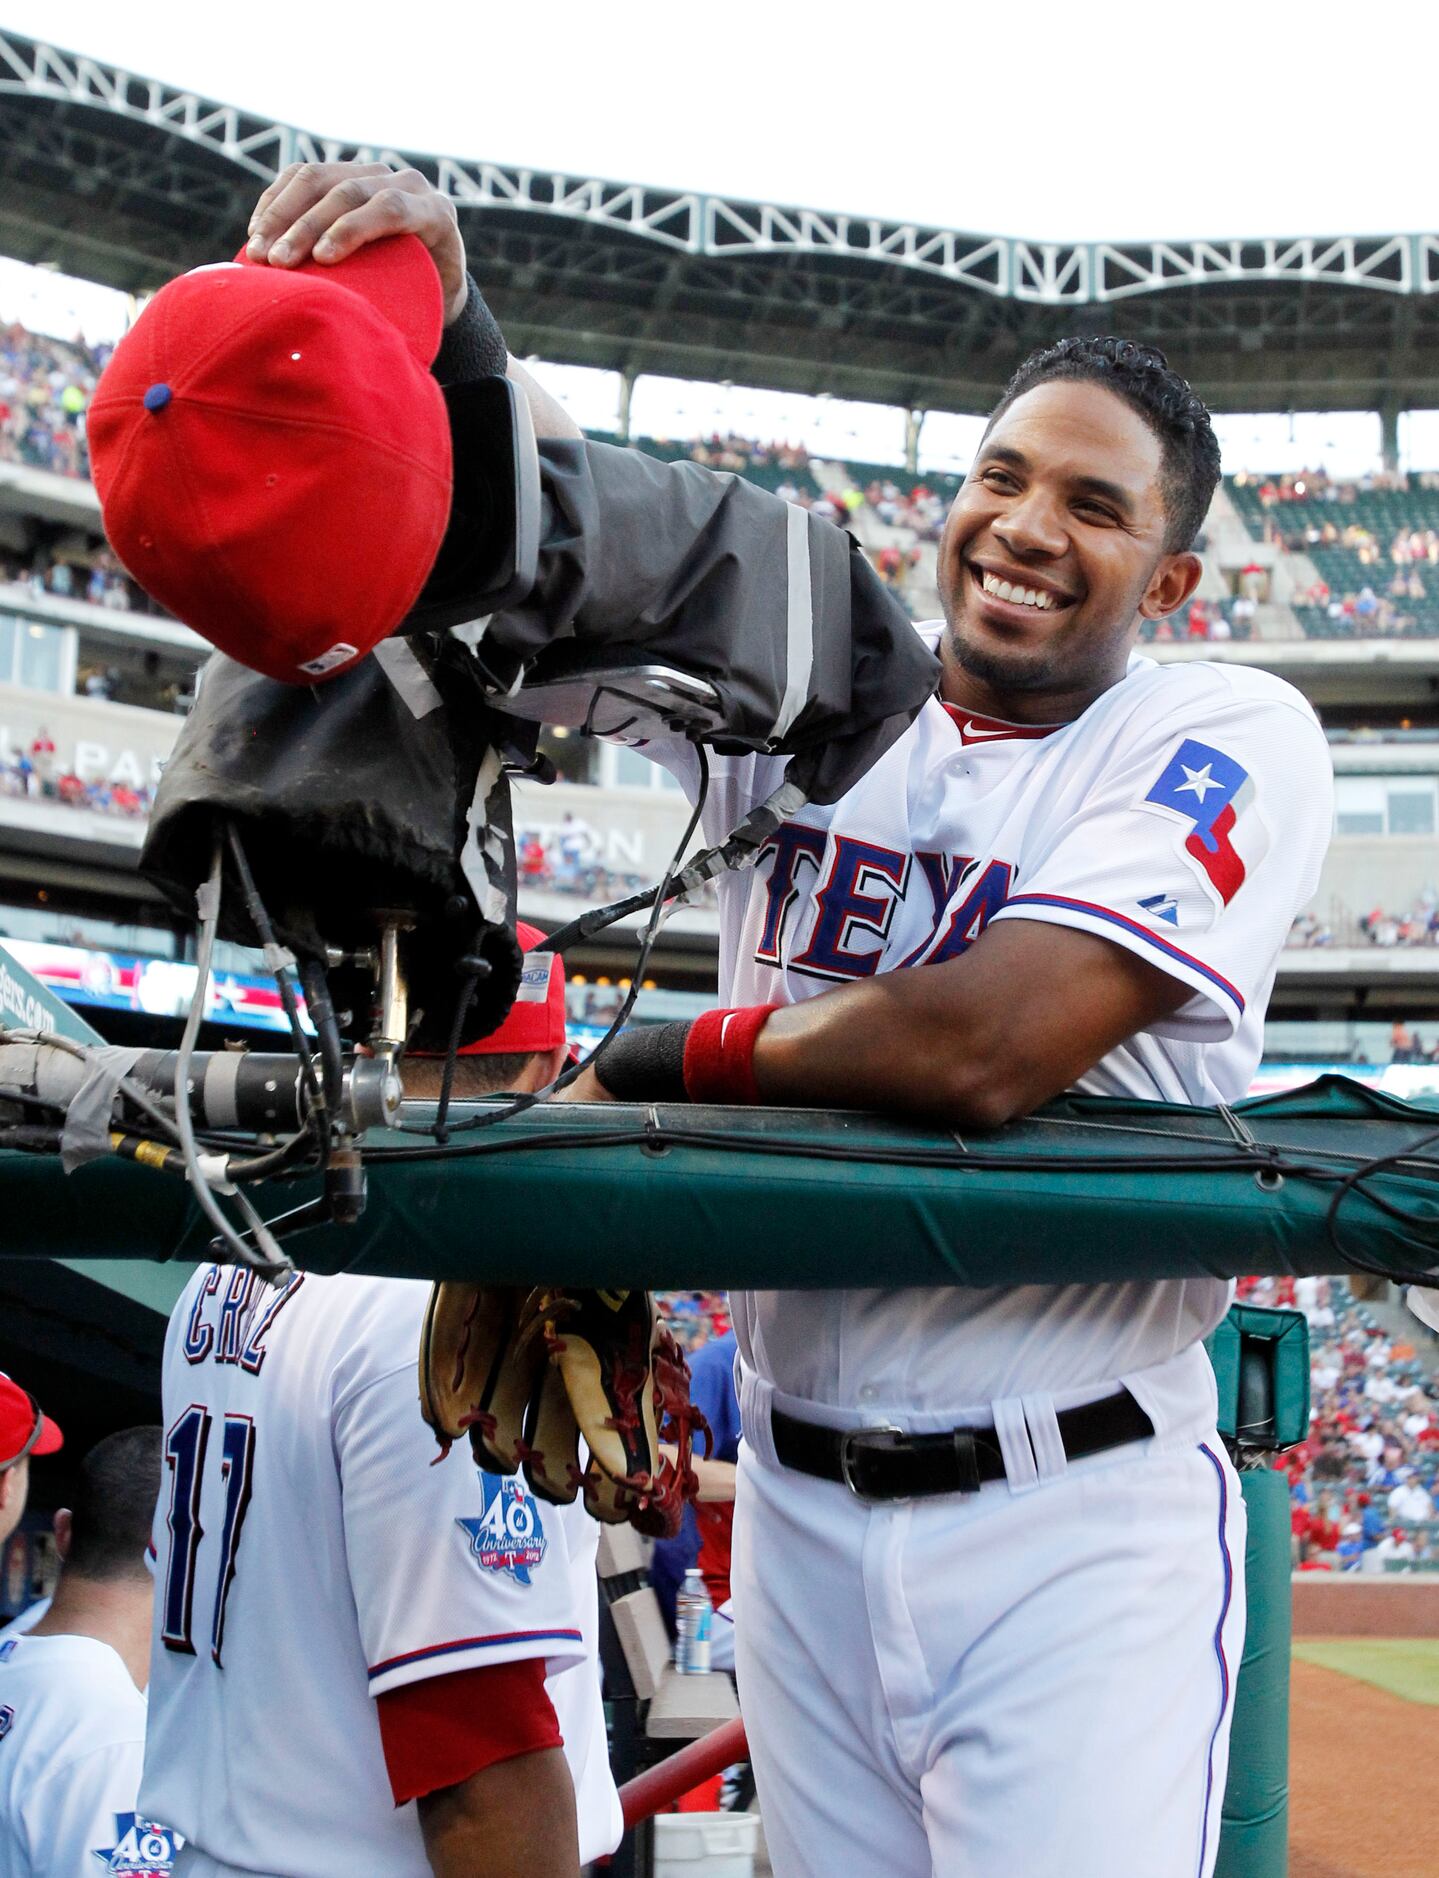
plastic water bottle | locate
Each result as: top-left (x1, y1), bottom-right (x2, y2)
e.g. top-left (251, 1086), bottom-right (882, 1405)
top-left (675, 1567), bottom-right (713, 1674)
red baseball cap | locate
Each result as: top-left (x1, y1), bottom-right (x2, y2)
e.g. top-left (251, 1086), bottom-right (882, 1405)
top-left (88, 236), bottom-right (452, 685)
top-left (414, 922), bottom-right (567, 1058)
top-left (0, 1373), bottom-right (63, 1469)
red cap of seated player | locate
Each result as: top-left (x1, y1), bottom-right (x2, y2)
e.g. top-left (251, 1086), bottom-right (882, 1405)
top-left (87, 236), bottom-right (452, 686)
top-left (414, 922), bottom-right (568, 1058)
top-left (0, 1372), bottom-right (63, 1469)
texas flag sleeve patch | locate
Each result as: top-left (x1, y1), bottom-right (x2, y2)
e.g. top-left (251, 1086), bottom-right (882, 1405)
top-left (1142, 738), bottom-right (1263, 907)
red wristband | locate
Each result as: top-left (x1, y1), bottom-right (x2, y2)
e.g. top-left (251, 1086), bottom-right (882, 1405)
top-left (682, 1004), bottom-right (781, 1104)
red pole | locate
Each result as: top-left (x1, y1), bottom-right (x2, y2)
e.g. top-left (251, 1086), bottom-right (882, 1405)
top-left (618, 1716), bottom-right (750, 1829)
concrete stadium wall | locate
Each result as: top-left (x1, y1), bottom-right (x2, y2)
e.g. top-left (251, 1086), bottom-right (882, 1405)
top-left (1317, 835), bottom-right (1438, 917)
top-left (1291, 1573), bottom-right (1439, 1637)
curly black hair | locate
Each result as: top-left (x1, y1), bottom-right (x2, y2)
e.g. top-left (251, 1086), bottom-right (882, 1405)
top-left (988, 336), bottom-right (1221, 554)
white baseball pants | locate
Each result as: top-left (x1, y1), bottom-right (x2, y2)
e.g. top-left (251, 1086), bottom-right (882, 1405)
top-left (731, 1427), bottom-right (1246, 1878)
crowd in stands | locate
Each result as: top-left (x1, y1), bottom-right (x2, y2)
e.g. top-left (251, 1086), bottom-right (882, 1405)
top-left (1234, 1274), bottom-right (1439, 1573)
top-left (519, 819), bottom-right (656, 903)
top-left (1291, 582), bottom-right (1429, 637)
top-left (1287, 896), bottom-right (1439, 953)
top-left (1357, 898), bottom-right (1439, 948)
top-left (656, 1289), bottom-right (732, 1352)
top-left (0, 546), bottom-right (161, 617)
top-left (1235, 469), bottom-right (1437, 509)
top-left (0, 321), bottom-right (109, 481)
top-left (854, 474), bottom-right (953, 540)
top-left (0, 729), bottom-right (154, 817)
top-left (1228, 468), bottom-right (1439, 639)
top-left (681, 433), bottom-right (811, 478)
top-left (1137, 597), bottom-right (1251, 644)
top-left (1386, 1018), bottom-right (1439, 1063)
top-left (518, 817), bottom-right (719, 911)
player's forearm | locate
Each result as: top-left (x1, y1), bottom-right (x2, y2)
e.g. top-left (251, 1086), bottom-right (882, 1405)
top-left (586, 921), bottom-right (1188, 1125)
top-left (506, 357), bottom-right (584, 441)
top-left (418, 1749), bottom-right (580, 1878)
top-left (661, 1444), bottom-right (737, 1501)
top-left (430, 269), bottom-right (582, 442)
top-left (752, 962), bottom-right (1018, 1128)
top-left (752, 920), bottom-right (1191, 1129)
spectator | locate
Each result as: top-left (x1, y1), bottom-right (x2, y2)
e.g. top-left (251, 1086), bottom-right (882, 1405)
top-left (1387, 1474), bottom-right (1433, 1523)
top-left (0, 319), bottom-right (107, 480)
top-left (1369, 1529), bottom-right (1416, 1570)
top-left (27, 727), bottom-right (55, 792)
top-left (0, 1429), bottom-right (181, 1877)
top-left (1237, 1273), bottom-right (1439, 1575)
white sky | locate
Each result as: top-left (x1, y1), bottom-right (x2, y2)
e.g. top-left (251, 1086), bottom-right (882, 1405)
top-left (4, 3), bottom-right (1438, 476)
top-left (4, 0), bottom-right (1436, 242)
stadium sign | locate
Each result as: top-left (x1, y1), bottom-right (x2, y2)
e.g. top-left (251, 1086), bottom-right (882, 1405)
top-left (0, 939), bottom-right (103, 1045)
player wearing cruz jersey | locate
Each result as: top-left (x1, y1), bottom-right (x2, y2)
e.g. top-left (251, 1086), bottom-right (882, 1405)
top-left (140, 928), bottom-right (621, 1878)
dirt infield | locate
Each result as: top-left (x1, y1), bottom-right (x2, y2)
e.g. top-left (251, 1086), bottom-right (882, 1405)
top-left (1289, 1657), bottom-right (1436, 1878)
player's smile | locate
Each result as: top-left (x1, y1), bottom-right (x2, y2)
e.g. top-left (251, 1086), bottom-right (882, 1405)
top-left (963, 557), bottom-right (1078, 628)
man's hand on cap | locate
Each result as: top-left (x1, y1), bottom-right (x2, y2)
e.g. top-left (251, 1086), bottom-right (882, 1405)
top-left (246, 161), bottom-right (470, 325)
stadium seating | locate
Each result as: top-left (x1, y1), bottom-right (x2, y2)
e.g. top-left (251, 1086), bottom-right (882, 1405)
top-left (840, 459), bottom-right (963, 506)
top-left (612, 432), bottom-right (823, 500)
top-left (1227, 474), bottom-right (1439, 638)
top-left (1138, 610), bottom-right (1251, 645)
top-left (1239, 1273), bottom-right (1439, 1573)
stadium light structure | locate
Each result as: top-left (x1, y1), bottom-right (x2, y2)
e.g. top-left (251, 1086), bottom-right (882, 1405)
top-left (3, 27), bottom-right (1439, 421)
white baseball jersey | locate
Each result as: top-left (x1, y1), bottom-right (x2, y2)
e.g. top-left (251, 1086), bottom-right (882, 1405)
top-left (650, 632), bottom-right (1333, 1432)
top-left (0, 1631), bottom-right (181, 1876)
top-left (142, 1266), bottom-right (621, 1876)
top-left (0, 1599), bottom-right (50, 1640)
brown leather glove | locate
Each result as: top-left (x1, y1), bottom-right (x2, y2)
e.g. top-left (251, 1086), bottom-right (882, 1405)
top-left (419, 1283), bottom-right (710, 1537)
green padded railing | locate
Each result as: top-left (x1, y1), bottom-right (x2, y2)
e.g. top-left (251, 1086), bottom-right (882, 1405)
top-left (4, 1077), bottom-right (1435, 1288)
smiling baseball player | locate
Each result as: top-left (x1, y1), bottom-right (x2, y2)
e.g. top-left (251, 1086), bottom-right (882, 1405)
top-left (575, 346), bottom-right (1332, 1878)
top-left (154, 168), bottom-right (1333, 1877)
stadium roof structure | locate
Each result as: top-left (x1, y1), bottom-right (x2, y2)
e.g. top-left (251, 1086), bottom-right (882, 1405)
top-left (6, 29), bottom-right (1439, 422)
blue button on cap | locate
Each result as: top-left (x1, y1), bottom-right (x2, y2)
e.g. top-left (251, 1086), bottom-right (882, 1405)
top-left (142, 383), bottom-right (172, 412)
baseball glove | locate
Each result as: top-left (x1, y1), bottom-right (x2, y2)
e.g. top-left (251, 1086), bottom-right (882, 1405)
top-left (419, 1282), bottom-right (710, 1537)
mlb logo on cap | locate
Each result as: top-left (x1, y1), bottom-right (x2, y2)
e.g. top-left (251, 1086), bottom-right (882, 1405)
top-left (413, 922), bottom-right (568, 1059)
top-left (87, 236), bottom-right (453, 686)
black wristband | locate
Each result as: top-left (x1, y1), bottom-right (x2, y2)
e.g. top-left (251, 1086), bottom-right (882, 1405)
top-left (590, 1020), bottom-right (693, 1103)
top-left (432, 273), bottom-right (508, 385)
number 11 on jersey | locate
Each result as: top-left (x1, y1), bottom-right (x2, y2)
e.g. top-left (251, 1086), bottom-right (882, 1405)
top-left (162, 1405), bottom-right (257, 1667)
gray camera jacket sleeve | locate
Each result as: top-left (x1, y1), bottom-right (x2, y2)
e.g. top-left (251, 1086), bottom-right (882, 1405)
top-left (481, 438), bottom-right (938, 804)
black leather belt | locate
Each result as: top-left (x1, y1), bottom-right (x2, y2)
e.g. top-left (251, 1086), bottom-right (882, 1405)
top-left (771, 1390), bottom-right (1155, 1502)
